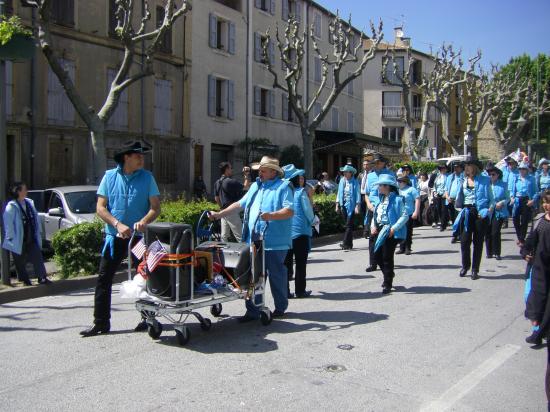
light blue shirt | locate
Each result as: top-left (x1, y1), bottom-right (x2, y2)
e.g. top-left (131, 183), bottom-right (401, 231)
top-left (540, 172), bottom-right (550, 191)
top-left (2, 198), bottom-right (42, 255)
top-left (434, 173), bottom-right (447, 195)
top-left (291, 187), bottom-right (314, 239)
top-left (463, 180), bottom-right (476, 205)
top-left (399, 185), bottom-right (420, 216)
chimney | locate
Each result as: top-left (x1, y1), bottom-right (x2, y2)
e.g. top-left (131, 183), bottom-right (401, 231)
top-left (394, 26), bottom-right (407, 47)
top-left (401, 37), bottom-right (411, 47)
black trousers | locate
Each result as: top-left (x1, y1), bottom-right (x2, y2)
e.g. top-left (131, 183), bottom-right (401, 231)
top-left (341, 207), bottom-right (355, 248)
top-left (485, 216), bottom-right (504, 257)
top-left (513, 197), bottom-right (533, 242)
top-left (460, 209), bottom-right (488, 272)
top-left (434, 195), bottom-right (448, 228)
top-left (94, 237), bottom-right (130, 326)
top-left (11, 241), bottom-right (47, 283)
top-left (285, 235), bottom-right (310, 295)
top-left (373, 235), bottom-right (398, 288)
top-left (400, 216), bottom-right (414, 251)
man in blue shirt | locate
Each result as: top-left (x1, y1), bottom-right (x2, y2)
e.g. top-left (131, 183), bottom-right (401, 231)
top-left (81, 141), bottom-right (161, 337)
top-left (209, 156), bottom-right (294, 322)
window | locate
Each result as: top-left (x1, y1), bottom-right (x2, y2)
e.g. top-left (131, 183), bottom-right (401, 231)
top-left (282, 93), bottom-right (296, 122)
top-left (209, 14), bottom-right (235, 54)
top-left (313, 12), bottom-right (322, 38)
top-left (208, 75), bottom-right (235, 120)
top-left (314, 56), bottom-right (322, 83)
top-left (213, 0), bottom-right (241, 12)
top-left (347, 111), bottom-right (354, 132)
top-left (382, 91), bottom-right (402, 119)
top-left (4, 0), bottom-right (13, 16)
top-left (382, 127), bottom-right (403, 143)
top-left (255, 0), bottom-right (275, 15)
top-left (156, 143), bottom-right (177, 184)
top-left (347, 72), bottom-right (354, 95)
top-left (47, 59), bottom-right (75, 126)
top-left (411, 60), bottom-right (422, 85)
top-left (156, 6), bottom-right (172, 54)
top-left (282, 0), bottom-right (301, 22)
top-left (154, 79), bottom-right (173, 135)
top-left (254, 33), bottom-right (274, 64)
top-left (5, 61), bottom-right (13, 120)
top-left (51, 0), bottom-right (74, 27)
top-left (254, 86), bottom-right (275, 118)
top-left (106, 69), bottom-right (128, 131)
top-left (108, 0), bottom-right (119, 38)
top-left (412, 94), bottom-right (422, 120)
top-left (331, 107), bottom-right (339, 131)
top-left (382, 56), bottom-right (404, 84)
top-left (455, 105), bottom-right (461, 125)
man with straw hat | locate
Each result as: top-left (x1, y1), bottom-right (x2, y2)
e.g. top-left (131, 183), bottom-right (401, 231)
top-left (209, 156), bottom-right (294, 321)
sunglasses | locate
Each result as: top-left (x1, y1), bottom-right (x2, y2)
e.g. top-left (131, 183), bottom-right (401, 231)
top-left (379, 184), bottom-right (389, 187)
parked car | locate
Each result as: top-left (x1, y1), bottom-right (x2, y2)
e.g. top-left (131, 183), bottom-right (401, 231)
top-left (27, 186), bottom-right (98, 247)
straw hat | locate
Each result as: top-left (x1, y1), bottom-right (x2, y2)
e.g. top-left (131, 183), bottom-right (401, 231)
top-left (251, 156), bottom-right (284, 177)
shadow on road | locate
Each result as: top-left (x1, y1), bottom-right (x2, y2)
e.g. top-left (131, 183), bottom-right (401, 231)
top-left (478, 273), bottom-right (524, 280)
top-left (316, 286), bottom-right (470, 301)
top-left (411, 249), bottom-right (458, 255)
top-left (394, 264), bottom-right (462, 270)
top-left (392, 286), bottom-right (470, 294)
top-left (307, 274), bottom-right (375, 281)
top-left (308, 258), bottom-right (344, 264)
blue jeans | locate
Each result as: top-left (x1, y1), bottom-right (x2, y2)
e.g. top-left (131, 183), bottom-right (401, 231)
top-left (245, 249), bottom-right (289, 317)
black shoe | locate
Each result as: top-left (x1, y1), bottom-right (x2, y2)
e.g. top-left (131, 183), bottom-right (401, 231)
top-left (272, 310), bottom-right (285, 318)
top-left (439, 227), bottom-right (446, 232)
top-left (382, 287), bottom-right (391, 294)
top-left (486, 255), bottom-right (494, 259)
top-left (288, 293), bottom-right (295, 299)
top-left (80, 324), bottom-right (110, 337)
top-left (288, 272), bottom-right (294, 281)
top-left (495, 255), bottom-right (502, 261)
top-left (451, 237), bottom-right (458, 244)
top-left (134, 320), bottom-right (148, 332)
top-left (296, 290), bottom-right (312, 298)
top-left (471, 271), bottom-right (479, 280)
top-left (526, 331), bottom-right (543, 345)
top-left (459, 269), bottom-right (468, 277)
top-left (395, 249), bottom-right (405, 255)
top-left (38, 278), bottom-right (52, 285)
top-left (365, 265), bottom-right (378, 272)
top-left (405, 249), bottom-right (411, 255)
top-left (238, 314), bottom-right (257, 323)
top-left (22, 280), bottom-right (33, 286)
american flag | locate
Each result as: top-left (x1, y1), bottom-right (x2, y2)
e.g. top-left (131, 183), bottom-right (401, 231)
top-left (146, 240), bottom-right (167, 272)
top-left (131, 238), bottom-right (147, 260)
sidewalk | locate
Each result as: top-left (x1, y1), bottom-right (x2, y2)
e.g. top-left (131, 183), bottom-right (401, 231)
top-left (0, 230), bottom-right (363, 304)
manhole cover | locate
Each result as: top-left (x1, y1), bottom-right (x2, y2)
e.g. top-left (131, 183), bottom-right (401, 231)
top-left (337, 344), bottom-right (354, 351)
top-left (324, 364), bottom-right (347, 373)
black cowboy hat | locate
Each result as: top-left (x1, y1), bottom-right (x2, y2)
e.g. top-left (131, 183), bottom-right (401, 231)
top-left (486, 166), bottom-right (503, 179)
top-left (437, 162), bottom-right (448, 169)
top-left (449, 160), bottom-right (464, 169)
top-left (371, 153), bottom-right (388, 164)
top-left (463, 156), bottom-right (483, 169)
top-left (401, 163), bottom-right (415, 174)
top-left (114, 140), bottom-right (152, 164)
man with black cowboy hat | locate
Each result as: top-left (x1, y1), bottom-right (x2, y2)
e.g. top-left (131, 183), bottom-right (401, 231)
top-left (81, 141), bottom-right (161, 337)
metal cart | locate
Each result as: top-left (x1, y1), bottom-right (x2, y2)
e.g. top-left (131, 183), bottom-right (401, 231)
top-left (129, 216), bottom-right (273, 346)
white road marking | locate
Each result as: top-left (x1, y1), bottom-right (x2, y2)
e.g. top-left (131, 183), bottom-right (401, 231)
top-left (420, 344), bottom-right (521, 412)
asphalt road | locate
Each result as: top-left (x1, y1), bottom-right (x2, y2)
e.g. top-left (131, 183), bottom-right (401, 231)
top-left (0, 225), bottom-right (545, 411)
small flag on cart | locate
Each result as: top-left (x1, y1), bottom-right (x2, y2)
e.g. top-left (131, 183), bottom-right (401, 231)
top-left (146, 240), bottom-right (167, 272)
top-left (131, 237), bottom-right (147, 260)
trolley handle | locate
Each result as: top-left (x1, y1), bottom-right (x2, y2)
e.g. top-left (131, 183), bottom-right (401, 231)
top-left (127, 229), bottom-right (144, 281)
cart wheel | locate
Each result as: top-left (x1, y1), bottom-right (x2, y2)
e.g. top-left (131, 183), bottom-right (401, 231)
top-left (260, 309), bottom-right (272, 326)
top-left (210, 303), bottom-right (223, 317)
top-left (200, 318), bottom-right (212, 331)
top-left (147, 321), bottom-right (163, 340)
top-left (175, 327), bottom-right (190, 346)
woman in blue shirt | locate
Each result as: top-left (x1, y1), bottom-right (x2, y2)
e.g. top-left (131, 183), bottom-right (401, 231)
top-left (283, 165), bottom-right (314, 299)
top-left (485, 166), bottom-right (508, 260)
top-left (512, 162), bottom-right (538, 246)
top-left (370, 175), bottom-right (408, 294)
top-left (454, 157), bottom-right (494, 280)
top-left (396, 175), bottom-right (420, 255)
top-left (336, 164), bottom-right (361, 250)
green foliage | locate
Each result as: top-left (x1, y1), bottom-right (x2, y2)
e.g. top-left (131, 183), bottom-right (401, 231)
top-left (52, 221), bottom-right (103, 279)
top-left (158, 199), bottom-right (219, 228)
top-left (393, 161), bottom-right (439, 175)
top-left (280, 145), bottom-right (304, 168)
top-left (0, 15), bottom-right (32, 45)
top-left (312, 193), bottom-right (362, 236)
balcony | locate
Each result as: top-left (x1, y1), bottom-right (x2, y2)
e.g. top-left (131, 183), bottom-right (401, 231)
top-left (412, 107), bottom-right (422, 120)
top-left (381, 106), bottom-right (404, 120)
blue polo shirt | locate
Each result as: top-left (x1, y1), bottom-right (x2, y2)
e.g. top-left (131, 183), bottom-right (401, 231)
top-left (239, 177), bottom-right (294, 250)
top-left (97, 166), bottom-right (160, 238)
top-left (399, 185), bottom-right (420, 216)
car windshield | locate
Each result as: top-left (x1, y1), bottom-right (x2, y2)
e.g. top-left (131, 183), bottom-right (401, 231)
top-left (64, 191), bottom-right (97, 214)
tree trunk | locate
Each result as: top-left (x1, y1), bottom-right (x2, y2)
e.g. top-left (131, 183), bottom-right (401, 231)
top-left (439, 110), bottom-right (460, 155)
top-left (90, 124), bottom-right (107, 183)
top-left (302, 128), bottom-right (314, 177)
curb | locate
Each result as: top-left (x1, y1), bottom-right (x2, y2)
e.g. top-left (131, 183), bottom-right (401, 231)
top-left (0, 231), bottom-right (364, 304)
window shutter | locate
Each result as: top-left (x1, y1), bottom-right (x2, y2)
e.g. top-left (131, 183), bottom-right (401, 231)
top-left (5, 61), bottom-right (12, 117)
top-left (282, 93), bottom-right (288, 121)
top-left (65, 0), bottom-right (75, 26)
top-left (314, 13), bottom-right (321, 37)
top-left (254, 33), bottom-right (261, 62)
top-left (209, 14), bottom-right (217, 48)
top-left (269, 90), bottom-right (276, 118)
top-left (282, 0), bottom-right (288, 20)
top-left (227, 80), bottom-right (235, 120)
top-left (254, 86), bottom-right (261, 115)
top-left (208, 75), bottom-right (216, 117)
top-left (62, 61), bottom-right (75, 125)
top-left (228, 22), bottom-right (236, 54)
top-left (269, 0), bottom-right (275, 15)
top-left (295, 0), bottom-right (302, 22)
top-left (154, 79), bottom-right (161, 131)
top-left (269, 41), bottom-right (275, 65)
top-left (348, 72), bottom-right (354, 95)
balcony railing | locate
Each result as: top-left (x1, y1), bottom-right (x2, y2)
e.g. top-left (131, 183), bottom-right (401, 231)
top-left (412, 107), bottom-right (422, 120)
top-left (382, 106), bottom-right (404, 119)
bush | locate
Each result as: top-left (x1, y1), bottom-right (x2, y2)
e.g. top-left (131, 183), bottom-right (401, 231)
top-left (52, 221), bottom-right (103, 279)
top-left (312, 193), bottom-right (362, 236)
top-left (158, 199), bottom-right (219, 228)
top-left (393, 161), bottom-right (439, 175)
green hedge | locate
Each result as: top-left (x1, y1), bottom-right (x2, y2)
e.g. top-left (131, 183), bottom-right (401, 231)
top-left (393, 161), bottom-right (439, 175)
top-left (158, 199), bottom-right (219, 228)
top-left (312, 193), bottom-right (362, 236)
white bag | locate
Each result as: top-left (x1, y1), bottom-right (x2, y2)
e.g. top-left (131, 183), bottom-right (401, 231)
top-left (119, 274), bottom-right (147, 299)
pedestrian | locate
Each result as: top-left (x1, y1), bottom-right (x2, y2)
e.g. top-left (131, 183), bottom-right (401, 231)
top-left (523, 190), bottom-right (550, 409)
top-left (208, 156), bottom-right (293, 321)
top-left (359, 159), bottom-right (372, 238)
top-left (503, 156), bottom-right (520, 227)
top-left (433, 162), bottom-right (449, 231)
top-left (445, 161), bottom-right (464, 243)
top-left (485, 166), bottom-right (508, 260)
top-left (370, 175), bottom-right (408, 294)
top-left (535, 158), bottom-right (550, 205)
top-left (453, 157), bottom-right (494, 280)
top-left (396, 175), bottom-right (420, 255)
top-left (511, 161), bottom-right (537, 247)
top-left (80, 141), bottom-right (161, 337)
top-left (400, 164), bottom-right (418, 189)
top-left (214, 162), bottom-right (251, 242)
top-left (418, 172), bottom-right (430, 226)
top-left (283, 164), bottom-right (314, 299)
top-left (193, 175), bottom-right (207, 199)
top-left (319, 172), bottom-right (337, 194)
top-left (335, 164), bottom-right (361, 250)
top-left (365, 153), bottom-right (394, 272)
top-left (2, 182), bottom-right (50, 286)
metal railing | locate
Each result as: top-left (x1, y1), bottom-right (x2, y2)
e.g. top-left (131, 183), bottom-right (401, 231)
top-left (381, 106), bottom-right (404, 119)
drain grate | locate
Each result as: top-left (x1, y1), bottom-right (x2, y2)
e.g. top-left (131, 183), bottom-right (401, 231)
top-left (324, 364), bottom-right (347, 373)
top-left (337, 344), bottom-right (354, 351)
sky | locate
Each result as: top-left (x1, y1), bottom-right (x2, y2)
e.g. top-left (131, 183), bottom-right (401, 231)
top-left (316, 0), bottom-right (550, 68)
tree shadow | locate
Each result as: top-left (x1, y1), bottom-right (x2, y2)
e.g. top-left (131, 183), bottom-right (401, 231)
top-left (394, 264), bottom-right (462, 270)
top-left (307, 258), bottom-right (344, 264)
top-left (499, 255), bottom-right (522, 261)
top-left (316, 285), bottom-right (470, 301)
top-left (392, 286), bottom-right (470, 294)
top-left (411, 250), bottom-right (458, 255)
top-left (478, 273), bottom-right (525, 280)
top-left (307, 274), bottom-right (375, 281)
top-left (0, 325), bottom-right (81, 333)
